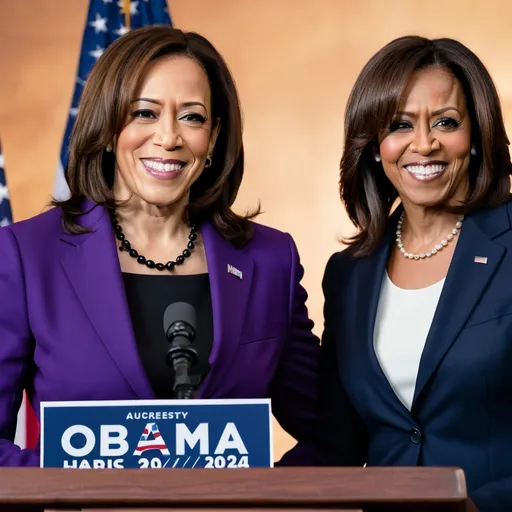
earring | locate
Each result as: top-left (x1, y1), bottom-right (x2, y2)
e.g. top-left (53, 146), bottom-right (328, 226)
top-left (375, 154), bottom-right (381, 162)
top-left (470, 147), bottom-right (477, 156)
top-left (106, 144), bottom-right (113, 152)
top-left (205, 157), bottom-right (212, 168)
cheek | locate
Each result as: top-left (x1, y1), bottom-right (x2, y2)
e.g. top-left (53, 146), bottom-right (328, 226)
top-left (188, 131), bottom-right (212, 157)
top-left (447, 134), bottom-right (471, 158)
top-left (117, 126), bottom-right (149, 156)
top-left (379, 135), bottom-right (408, 163)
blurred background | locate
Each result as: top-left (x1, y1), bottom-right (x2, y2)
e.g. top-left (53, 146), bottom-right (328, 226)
top-left (1, 0), bottom-right (512, 459)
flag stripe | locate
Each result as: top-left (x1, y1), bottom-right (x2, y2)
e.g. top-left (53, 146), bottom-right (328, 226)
top-left (0, 140), bottom-right (12, 227)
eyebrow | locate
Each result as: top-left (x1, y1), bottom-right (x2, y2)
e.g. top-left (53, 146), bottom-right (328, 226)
top-left (397, 106), bottom-right (461, 117)
top-left (132, 98), bottom-right (207, 110)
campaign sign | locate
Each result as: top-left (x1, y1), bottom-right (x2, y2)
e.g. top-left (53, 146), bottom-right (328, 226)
top-left (40, 399), bottom-right (273, 469)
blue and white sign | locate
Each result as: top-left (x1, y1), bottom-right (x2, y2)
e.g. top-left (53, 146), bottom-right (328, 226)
top-left (40, 399), bottom-right (273, 469)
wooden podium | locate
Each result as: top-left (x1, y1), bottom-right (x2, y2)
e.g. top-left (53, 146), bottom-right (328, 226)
top-left (0, 467), bottom-right (467, 512)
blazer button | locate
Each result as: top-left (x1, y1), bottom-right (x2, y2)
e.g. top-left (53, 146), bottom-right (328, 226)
top-left (409, 427), bottom-right (422, 444)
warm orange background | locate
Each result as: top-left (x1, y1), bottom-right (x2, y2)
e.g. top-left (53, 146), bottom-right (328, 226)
top-left (1, 0), bottom-right (512, 459)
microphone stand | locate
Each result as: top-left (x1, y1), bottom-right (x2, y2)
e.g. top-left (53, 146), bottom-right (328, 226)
top-left (165, 320), bottom-right (198, 400)
top-left (167, 341), bottom-right (198, 399)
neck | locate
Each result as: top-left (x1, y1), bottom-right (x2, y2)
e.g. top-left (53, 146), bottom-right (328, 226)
top-left (113, 197), bottom-right (190, 247)
top-left (400, 203), bottom-right (460, 247)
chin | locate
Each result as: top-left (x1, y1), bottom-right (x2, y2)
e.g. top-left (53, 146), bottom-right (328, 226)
top-left (137, 191), bottom-right (185, 208)
top-left (402, 191), bottom-right (451, 208)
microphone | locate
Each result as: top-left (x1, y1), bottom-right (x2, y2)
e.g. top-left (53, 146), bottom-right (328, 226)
top-left (163, 302), bottom-right (199, 399)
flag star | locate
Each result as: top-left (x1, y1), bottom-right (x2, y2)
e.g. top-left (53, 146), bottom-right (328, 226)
top-left (118, 0), bottom-right (138, 16)
top-left (0, 183), bottom-right (9, 204)
top-left (0, 217), bottom-right (10, 228)
top-left (69, 107), bottom-right (78, 117)
top-left (114, 23), bottom-right (129, 36)
top-left (0, 153), bottom-right (4, 169)
top-left (89, 45), bottom-right (105, 61)
top-left (89, 12), bottom-right (108, 34)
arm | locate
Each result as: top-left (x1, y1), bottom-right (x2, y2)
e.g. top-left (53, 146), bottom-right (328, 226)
top-left (469, 478), bottom-right (512, 512)
top-left (0, 227), bottom-right (39, 466)
top-left (311, 252), bottom-right (368, 466)
top-left (271, 239), bottom-right (367, 465)
top-left (271, 234), bottom-right (321, 465)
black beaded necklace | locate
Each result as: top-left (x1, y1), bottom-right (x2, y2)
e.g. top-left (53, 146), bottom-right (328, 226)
top-left (110, 211), bottom-right (197, 272)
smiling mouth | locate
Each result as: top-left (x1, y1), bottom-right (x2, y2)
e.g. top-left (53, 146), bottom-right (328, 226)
top-left (140, 158), bottom-right (187, 180)
top-left (404, 163), bottom-right (447, 181)
top-left (142, 159), bottom-right (186, 172)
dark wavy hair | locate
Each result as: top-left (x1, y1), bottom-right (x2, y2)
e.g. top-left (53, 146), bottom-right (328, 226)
top-left (340, 36), bottom-right (512, 257)
top-left (52, 25), bottom-right (260, 247)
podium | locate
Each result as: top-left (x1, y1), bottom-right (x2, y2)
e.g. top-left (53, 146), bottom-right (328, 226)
top-left (0, 467), bottom-right (467, 512)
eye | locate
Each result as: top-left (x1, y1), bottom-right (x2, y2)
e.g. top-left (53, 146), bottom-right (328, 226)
top-left (180, 113), bottom-right (207, 123)
top-left (389, 120), bottom-right (412, 132)
top-left (435, 117), bottom-right (461, 129)
top-left (131, 109), bottom-right (156, 119)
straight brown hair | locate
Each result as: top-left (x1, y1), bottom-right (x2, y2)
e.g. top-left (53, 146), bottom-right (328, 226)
top-left (340, 36), bottom-right (512, 257)
top-left (52, 26), bottom-right (259, 247)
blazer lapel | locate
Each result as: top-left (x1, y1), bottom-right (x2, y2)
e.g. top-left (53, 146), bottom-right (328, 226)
top-left (352, 210), bottom-right (413, 421)
top-left (412, 206), bottom-right (510, 406)
top-left (196, 221), bottom-right (254, 398)
top-left (59, 203), bottom-right (154, 399)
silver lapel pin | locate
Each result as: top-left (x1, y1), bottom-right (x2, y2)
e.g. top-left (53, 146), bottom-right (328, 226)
top-left (227, 264), bottom-right (243, 280)
top-left (474, 256), bottom-right (488, 264)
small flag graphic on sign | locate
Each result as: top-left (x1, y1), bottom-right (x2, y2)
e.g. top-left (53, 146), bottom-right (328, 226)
top-left (133, 422), bottom-right (170, 455)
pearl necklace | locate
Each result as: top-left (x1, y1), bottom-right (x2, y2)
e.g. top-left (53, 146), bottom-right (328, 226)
top-left (396, 211), bottom-right (464, 260)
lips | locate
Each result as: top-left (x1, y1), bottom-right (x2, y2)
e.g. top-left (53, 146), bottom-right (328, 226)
top-left (140, 158), bottom-right (186, 180)
top-left (404, 161), bottom-right (447, 182)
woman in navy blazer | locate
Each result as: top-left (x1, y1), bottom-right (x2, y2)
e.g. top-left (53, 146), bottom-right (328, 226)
top-left (318, 36), bottom-right (512, 511)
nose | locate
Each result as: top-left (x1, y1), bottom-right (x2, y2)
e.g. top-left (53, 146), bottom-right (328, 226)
top-left (153, 115), bottom-right (182, 151)
top-left (410, 122), bottom-right (440, 155)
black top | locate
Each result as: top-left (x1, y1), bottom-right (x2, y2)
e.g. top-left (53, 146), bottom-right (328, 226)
top-left (122, 273), bottom-right (213, 398)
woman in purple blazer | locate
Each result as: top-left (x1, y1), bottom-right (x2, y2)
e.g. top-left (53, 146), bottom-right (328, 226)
top-left (0, 27), bottom-right (320, 466)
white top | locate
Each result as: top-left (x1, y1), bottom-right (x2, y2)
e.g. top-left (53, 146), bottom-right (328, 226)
top-left (373, 273), bottom-right (444, 410)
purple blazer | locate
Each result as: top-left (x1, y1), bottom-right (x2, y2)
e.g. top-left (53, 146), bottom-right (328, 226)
top-left (0, 201), bottom-right (320, 466)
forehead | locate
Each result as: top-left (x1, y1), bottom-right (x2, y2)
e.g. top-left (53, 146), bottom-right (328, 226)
top-left (136, 55), bottom-right (211, 100)
top-left (399, 67), bottom-right (467, 110)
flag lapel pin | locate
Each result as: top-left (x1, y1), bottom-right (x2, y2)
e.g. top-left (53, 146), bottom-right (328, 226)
top-left (474, 256), bottom-right (488, 264)
top-left (227, 264), bottom-right (243, 280)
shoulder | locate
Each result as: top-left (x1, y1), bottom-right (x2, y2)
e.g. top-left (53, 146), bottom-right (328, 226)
top-left (1, 207), bottom-right (62, 245)
top-left (0, 209), bottom-right (63, 273)
top-left (238, 221), bottom-right (305, 281)
top-left (321, 244), bottom-right (364, 304)
top-left (324, 246), bottom-right (358, 278)
top-left (245, 221), bottom-right (295, 258)
top-left (249, 221), bottom-right (292, 245)
top-left (466, 196), bottom-right (512, 241)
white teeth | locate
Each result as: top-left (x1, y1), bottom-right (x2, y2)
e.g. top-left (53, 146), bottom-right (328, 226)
top-left (406, 164), bottom-right (446, 175)
top-left (143, 160), bottom-right (183, 172)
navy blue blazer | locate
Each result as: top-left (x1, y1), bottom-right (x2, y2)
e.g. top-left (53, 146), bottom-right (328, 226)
top-left (319, 199), bottom-right (512, 512)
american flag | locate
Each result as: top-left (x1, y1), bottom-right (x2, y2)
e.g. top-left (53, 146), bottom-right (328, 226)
top-left (15, 0), bottom-right (171, 451)
top-left (0, 141), bottom-right (12, 228)
top-left (53, 0), bottom-right (172, 200)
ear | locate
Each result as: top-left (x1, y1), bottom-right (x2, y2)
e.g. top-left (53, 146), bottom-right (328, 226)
top-left (208, 117), bottom-right (221, 156)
